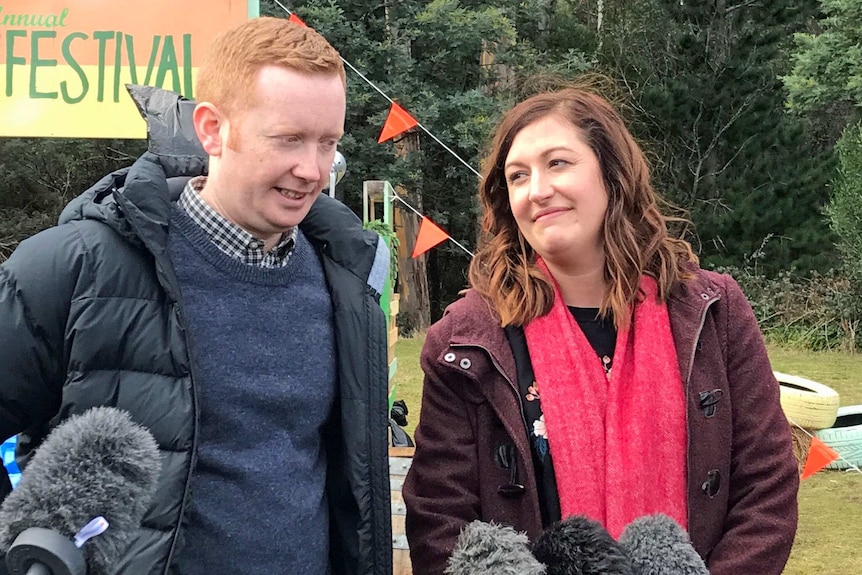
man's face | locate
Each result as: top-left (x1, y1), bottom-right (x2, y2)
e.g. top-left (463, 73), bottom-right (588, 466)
top-left (204, 66), bottom-right (346, 245)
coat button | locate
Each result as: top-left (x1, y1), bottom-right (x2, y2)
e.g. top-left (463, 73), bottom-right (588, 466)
top-left (701, 469), bottom-right (721, 497)
top-left (460, 358), bottom-right (472, 369)
top-left (444, 352), bottom-right (456, 362)
top-left (498, 483), bottom-right (526, 498)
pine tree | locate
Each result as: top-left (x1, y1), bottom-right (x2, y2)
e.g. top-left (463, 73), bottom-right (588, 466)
top-left (615, 0), bottom-right (835, 273)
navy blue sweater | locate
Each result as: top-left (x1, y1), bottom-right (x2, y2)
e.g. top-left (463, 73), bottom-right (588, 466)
top-left (168, 208), bottom-right (336, 575)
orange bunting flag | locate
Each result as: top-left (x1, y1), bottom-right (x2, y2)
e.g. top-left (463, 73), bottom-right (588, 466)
top-left (289, 13), bottom-right (308, 27)
top-left (802, 437), bottom-right (840, 480)
top-left (378, 102), bottom-right (419, 143)
top-left (412, 217), bottom-right (450, 258)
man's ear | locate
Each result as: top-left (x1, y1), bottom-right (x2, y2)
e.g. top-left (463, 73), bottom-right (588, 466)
top-left (193, 102), bottom-right (226, 157)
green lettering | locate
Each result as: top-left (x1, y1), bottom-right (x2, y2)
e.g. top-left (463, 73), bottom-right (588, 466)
top-left (143, 35), bottom-right (161, 86)
top-left (60, 32), bottom-right (89, 104)
top-left (155, 35), bottom-right (180, 92)
top-left (124, 34), bottom-right (138, 85)
top-left (13, 15), bottom-right (29, 26)
top-left (93, 30), bottom-right (114, 102)
top-left (112, 31), bottom-right (123, 102)
top-left (183, 33), bottom-right (193, 99)
top-left (59, 8), bottom-right (68, 27)
top-left (31, 15), bottom-right (44, 28)
top-left (44, 14), bottom-right (58, 28)
top-left (5, 30), bottom-right (26, 97)
top-left (30, 30), bottom-right (58, 99)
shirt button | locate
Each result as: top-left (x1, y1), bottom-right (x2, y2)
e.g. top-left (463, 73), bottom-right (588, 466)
top-left (460, 358), bottom-right (472, 369)
top-left (444, 352), bottom-right (456, 363)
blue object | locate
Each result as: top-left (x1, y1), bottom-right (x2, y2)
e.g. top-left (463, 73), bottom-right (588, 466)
top-left (1, 435), bottom-right (21, 488)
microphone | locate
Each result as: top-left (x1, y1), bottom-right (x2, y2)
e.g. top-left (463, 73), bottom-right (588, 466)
top-left (617, 514), bottom-right (709, 575)
top-left (530, 516), bottom-right (634, 575)
top-left (0, 407), bottom-right (161, 575)
top-left (446, 520), bottom-right (547, 575)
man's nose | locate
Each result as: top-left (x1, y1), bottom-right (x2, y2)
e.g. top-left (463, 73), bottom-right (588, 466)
top-left (292, 145), bottom-right (325, 183)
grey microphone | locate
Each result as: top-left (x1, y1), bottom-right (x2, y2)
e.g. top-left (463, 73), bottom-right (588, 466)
top-left (446, 520), bottom-right (547, 575)
top-left (618, 514), bottom-right (709, 575)
top-left (0, 407), bottom-right (161, 575)
top-left (531, 515), bottom-right (634, 575)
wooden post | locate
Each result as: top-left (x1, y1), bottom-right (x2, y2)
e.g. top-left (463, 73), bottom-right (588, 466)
top-left (390, 446), bottom-right (415, 575)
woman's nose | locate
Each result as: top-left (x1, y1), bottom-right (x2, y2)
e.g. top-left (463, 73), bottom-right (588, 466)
top-left (528, 172), bottom-right (553, 202)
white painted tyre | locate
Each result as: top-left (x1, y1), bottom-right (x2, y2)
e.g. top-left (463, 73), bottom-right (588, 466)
top-left (815, 405), bottom-right (862, 470)
top-left (774, 371), bottom-right (840, 430)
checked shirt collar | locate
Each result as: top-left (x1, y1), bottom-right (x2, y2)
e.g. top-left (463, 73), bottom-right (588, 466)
top-left (178, 176), bottom-right (296, 268)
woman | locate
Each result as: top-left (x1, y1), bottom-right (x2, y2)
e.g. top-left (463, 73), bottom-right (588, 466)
top-left (402, 87), bottom-right (798, 575)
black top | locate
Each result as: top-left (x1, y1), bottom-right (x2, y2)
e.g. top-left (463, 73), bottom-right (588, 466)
top-left (507, 307), bottom-right (617, 526)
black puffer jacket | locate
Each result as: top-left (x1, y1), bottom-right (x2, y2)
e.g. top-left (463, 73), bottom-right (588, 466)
top-left (0, 152), bottom-right (392, 575)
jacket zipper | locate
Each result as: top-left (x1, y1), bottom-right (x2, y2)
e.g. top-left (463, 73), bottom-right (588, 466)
top-left (366, 294), bottom-right (388, 573)
top-left (162, 299), bottom-right (200, 573)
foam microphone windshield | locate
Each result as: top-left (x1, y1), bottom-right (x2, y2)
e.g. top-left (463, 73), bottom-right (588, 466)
top-left (617, 514), bottom-right (709, 575)
top-left (446, 520), bottom-right (547, 575)
top-left (531, 516), bottom-right (634, 575)
top-left (0, 407), bottom-right (161, 575)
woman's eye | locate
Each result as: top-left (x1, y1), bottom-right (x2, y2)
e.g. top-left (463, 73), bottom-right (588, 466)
top-left (549, 159), bottom-right (568, 168)
top-left (507, 171), bottom-right (526, 183)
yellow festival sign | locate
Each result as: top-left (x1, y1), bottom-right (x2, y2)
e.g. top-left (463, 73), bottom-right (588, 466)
top-left (0, 1), bottom-right (259, 138)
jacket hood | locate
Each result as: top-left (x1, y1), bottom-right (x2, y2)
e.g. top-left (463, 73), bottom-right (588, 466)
top-left (56, 152), bottom-right (388, 295)
top-left (59, 152), bottom-right (186, 251)
top-left (59, 166), bottom-right (132, 235)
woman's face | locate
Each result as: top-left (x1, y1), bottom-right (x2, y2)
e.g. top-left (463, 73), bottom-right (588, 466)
top-left (504, 115), bottom-right (608, 271)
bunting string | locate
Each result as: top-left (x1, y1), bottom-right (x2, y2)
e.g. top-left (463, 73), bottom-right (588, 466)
top-left (273, 1), bottom-right (483, 178)
top-left (388, 190), bottom-right (475, 258)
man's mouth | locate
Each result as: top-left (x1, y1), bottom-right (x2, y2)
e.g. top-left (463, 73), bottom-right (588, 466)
top-left (276, 187), bottom-right (304, 200)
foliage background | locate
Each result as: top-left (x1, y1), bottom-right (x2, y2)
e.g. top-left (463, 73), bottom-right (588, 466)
top-left (1, 0), bottom-right (859, 349)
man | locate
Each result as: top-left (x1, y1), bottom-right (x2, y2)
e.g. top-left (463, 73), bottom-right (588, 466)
top-left (0, 17), bottom-right (392, 575)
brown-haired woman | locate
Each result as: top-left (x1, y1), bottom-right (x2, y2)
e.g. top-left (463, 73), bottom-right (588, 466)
top-left (402, 88), bottom-right (798, 575)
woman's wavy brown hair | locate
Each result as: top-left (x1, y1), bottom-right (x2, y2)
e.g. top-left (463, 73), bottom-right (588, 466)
top-left (468, 87), bottom-right (697, 328)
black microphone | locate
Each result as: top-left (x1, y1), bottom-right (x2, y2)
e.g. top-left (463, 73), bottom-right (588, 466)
top-left (617, 514), bottom-right (709, 575)
top-left (530, 515), bottom-right (634, 575)
top-left (446, 520), bottom-right (547, 575)
top-left (0, 407), bottom-right (161, 575)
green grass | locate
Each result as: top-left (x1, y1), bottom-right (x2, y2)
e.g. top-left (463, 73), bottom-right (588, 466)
top-left (392, 335), bottom-right (862, 573)
top-left (768, 345), bottom-right (862, 575)
top-left (391, 335), bottom-right (425, 439)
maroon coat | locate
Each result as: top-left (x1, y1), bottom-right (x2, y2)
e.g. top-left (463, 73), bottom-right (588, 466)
top-left (403, 268), bottom-right (798, 575)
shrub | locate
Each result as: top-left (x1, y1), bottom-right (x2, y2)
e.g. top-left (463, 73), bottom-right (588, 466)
top-left (718, 264), bottom-right (860, 352)
top-left (826, 123), bottom-right (862, 286)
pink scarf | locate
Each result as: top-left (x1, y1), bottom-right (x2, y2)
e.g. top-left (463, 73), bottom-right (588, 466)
top-left (523, 259), bottom-right (687, 538)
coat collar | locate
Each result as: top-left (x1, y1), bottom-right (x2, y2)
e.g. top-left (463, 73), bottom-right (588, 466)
top-left (444, 290), bottom-right (519, 384)
top-left (667, 267), bottom-right (722, 383)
